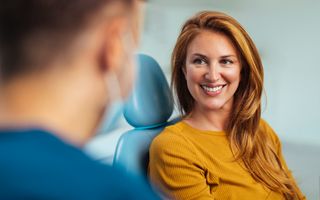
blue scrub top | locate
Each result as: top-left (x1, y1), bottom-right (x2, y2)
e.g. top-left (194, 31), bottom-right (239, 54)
top-left (0, 129), bottom-right (159, 199)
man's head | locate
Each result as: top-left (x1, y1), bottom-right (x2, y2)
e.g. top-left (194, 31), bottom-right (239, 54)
top-left (1, 0), bottom-right (136, 80)
top-left (0, 0), bottom-right (143, 145)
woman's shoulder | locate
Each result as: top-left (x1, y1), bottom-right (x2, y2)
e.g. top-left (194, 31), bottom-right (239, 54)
top-left (152, 122), bottom-right (189, 145)
top-left (150, 121), bottom-right (192, 152)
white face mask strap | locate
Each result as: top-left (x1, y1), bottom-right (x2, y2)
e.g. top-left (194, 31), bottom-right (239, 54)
top-left (105, 71), bottom-right (122, 103)
top-left (120, 29), bottom-right (136, 72)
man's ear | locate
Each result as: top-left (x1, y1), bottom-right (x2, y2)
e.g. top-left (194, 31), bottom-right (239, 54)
top-left (99, 16), bottom-right (128, 73)
top-left (131, 0), bottom-right (145, 46)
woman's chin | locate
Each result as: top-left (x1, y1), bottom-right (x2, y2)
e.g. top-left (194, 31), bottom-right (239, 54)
top-left (204, 104), bottom-right (224, 111)
top-left (203, 101), bottom-right (231, 111)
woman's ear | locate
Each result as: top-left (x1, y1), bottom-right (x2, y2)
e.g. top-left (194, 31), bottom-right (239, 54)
top-left (182, 66), bottom-right (187, 77)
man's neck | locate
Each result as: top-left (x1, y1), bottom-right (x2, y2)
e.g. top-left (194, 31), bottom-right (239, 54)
top-left (0, 69), bottom-right (104, 147)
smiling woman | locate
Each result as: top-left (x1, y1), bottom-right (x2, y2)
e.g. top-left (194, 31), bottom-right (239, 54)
top-left (148, 11), bottom-right (306, 200)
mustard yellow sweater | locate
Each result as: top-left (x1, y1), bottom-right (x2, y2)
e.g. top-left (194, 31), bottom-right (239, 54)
top-left (149, 120), bottom-right (305, 200)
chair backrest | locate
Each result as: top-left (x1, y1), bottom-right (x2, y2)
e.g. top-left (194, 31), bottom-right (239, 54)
top-left (113, 54), bottom-right (175, 178)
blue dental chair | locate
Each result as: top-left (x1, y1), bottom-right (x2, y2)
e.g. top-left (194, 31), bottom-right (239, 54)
top-left (113, 54), bottom-right (177, 178)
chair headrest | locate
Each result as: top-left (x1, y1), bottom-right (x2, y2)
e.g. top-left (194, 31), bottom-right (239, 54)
top-left (123, 54), bottom-right (173, 129)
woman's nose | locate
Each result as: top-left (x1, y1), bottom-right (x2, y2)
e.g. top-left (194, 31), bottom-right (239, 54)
top-left (204, 63), bottom-right (220, 82)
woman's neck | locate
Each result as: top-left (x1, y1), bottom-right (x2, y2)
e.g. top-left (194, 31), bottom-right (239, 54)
top-left (184, 103), bottom-right (232, 132)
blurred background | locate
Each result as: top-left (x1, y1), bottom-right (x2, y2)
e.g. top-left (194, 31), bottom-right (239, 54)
top-left (86, 0), bottom-right (320, 199)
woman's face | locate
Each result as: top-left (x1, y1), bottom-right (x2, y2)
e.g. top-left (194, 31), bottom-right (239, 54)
top-left (184, 30), bottom-right (241, 112)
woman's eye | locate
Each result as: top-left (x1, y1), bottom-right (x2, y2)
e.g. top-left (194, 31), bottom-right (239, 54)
top-left (220, 59), bottom-right (233, 65)
top-left (193, 58), bottom-right (206, 65)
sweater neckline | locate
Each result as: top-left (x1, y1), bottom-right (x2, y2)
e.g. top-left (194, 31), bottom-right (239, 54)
top-left (179, 121), bottom-right (226, 136)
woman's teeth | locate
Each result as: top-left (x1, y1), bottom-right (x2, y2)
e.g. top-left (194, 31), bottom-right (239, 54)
top-left (202, 85), bottom-right (223, 92)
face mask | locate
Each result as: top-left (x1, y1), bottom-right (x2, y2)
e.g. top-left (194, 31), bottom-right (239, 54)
top-left (96, 31), bottom-right (136, 135)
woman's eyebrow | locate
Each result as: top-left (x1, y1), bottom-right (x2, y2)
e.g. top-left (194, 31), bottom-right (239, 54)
top-left (192, 53), bottom-right (208, 59)
top-left (192, 53), bottom-right (237, 60)
top-left (220, 55), bottom-right (237, 59)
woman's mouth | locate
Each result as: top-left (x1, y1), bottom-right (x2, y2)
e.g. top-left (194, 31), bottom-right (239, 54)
top-left (201, 84), bottom-right (226, 96)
